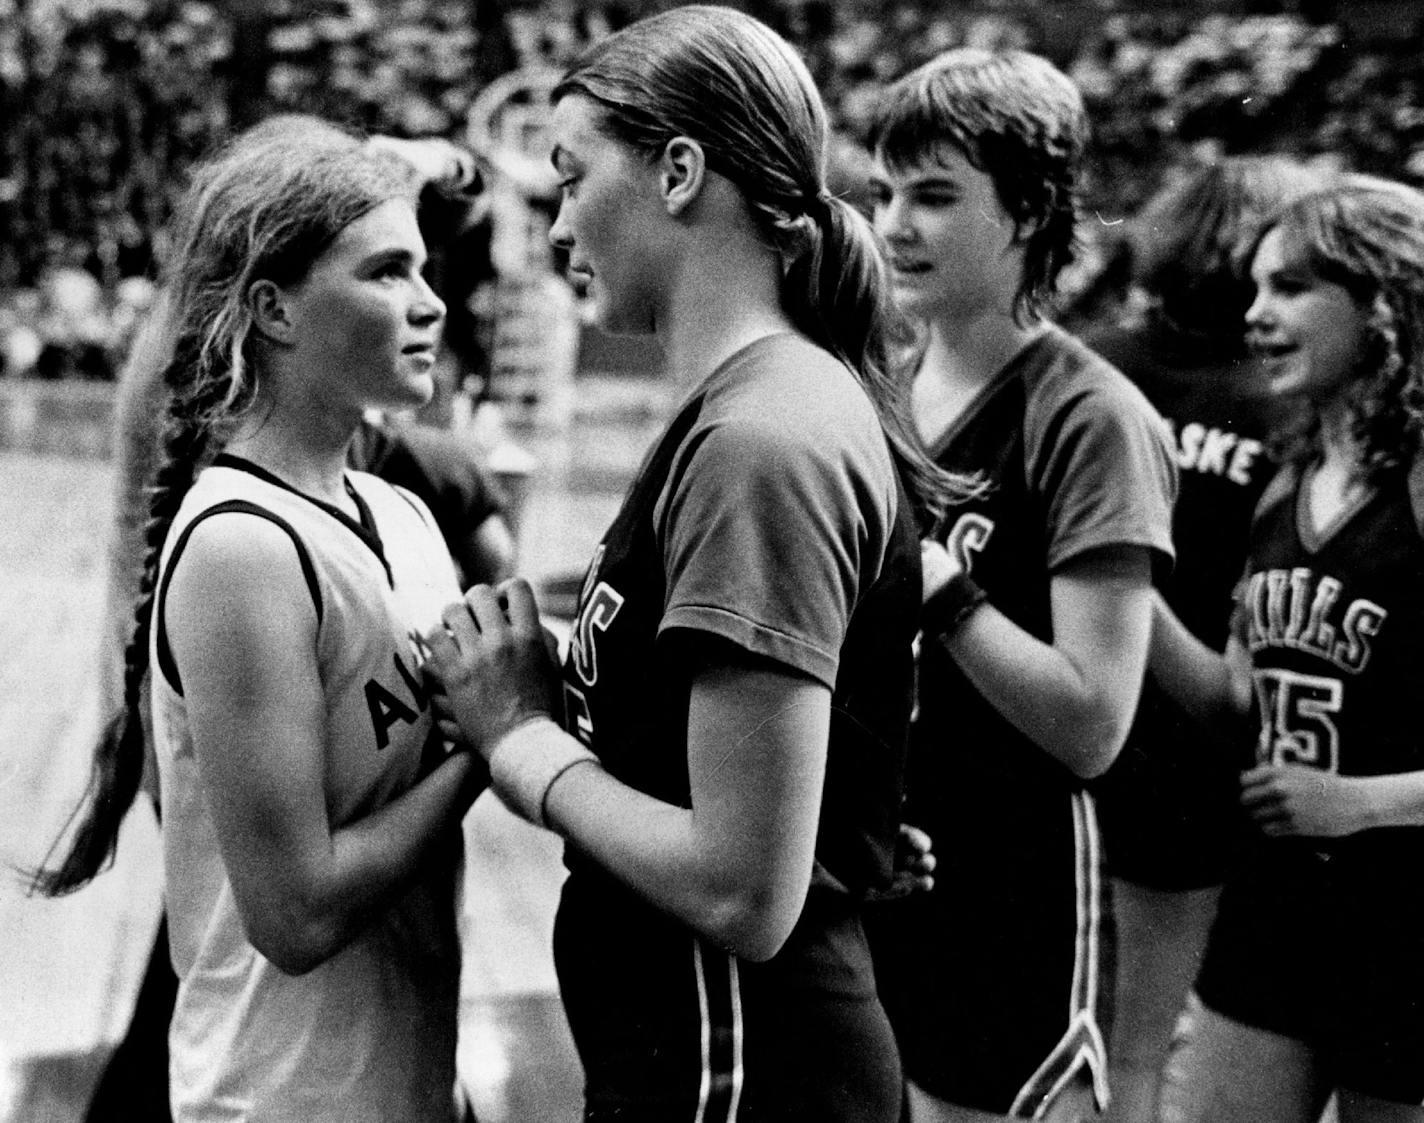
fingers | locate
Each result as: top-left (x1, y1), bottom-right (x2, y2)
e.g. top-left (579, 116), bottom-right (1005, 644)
top-left (501, 578), bottom-right (541, 632)
top-left (464, 584), bottom-right (511, 637)
top-left (897, 823), bottom-right (937, 875)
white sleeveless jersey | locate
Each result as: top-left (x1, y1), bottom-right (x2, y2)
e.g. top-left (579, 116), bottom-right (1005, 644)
top-left (151, 455), bottom-right (464, 1122)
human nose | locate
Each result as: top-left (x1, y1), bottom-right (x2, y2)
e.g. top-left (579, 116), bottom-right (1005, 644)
top-left (1243, 286), bottom-right (1271, 332)
top-left (873, 195), bottom-right (911, 245)
top-left (548, 200), bottom-right (573, 252)
top-left (412, 272), bottom-right (446, 326)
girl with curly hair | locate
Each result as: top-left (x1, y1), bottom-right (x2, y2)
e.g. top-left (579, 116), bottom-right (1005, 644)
top-left (1151, 177), bottom-right (1424, 1123)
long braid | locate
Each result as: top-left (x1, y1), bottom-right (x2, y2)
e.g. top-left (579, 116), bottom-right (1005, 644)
top-left (29, 346), bottom-right (215, 895)
top-left (29, 115), bottom-right (432, 896)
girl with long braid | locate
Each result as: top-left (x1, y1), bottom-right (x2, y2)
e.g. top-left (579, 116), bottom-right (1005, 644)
top-left (34, 116), bottom-right (482, 1121)
top-left (419, 7), bottom-right (963, 1120)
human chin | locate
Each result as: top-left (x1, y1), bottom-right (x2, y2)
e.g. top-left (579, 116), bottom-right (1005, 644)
top-left (890, 278), bottom-right (938, 318)
top-left (590, 285), bottom-right (654, 337)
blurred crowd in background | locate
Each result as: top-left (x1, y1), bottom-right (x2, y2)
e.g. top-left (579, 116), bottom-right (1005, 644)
top-left (0, 0), bottom-right (1421, 388)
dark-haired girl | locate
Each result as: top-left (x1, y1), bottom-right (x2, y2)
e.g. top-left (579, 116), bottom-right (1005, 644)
top-left (420, 6), bottom-right (965, 1120)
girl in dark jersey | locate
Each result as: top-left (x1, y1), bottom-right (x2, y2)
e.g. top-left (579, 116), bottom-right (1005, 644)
top-left (34, 117), bottom-right (484, 1121)
top-left (420, 7), bottom-right (966, 1121)
top-left (1151, 179), bottom-right (1424, 1123)
top-left (861, 49), bottom-right (1177, 1123)
top-left (1080, 155), bottom-right (1324, 1123)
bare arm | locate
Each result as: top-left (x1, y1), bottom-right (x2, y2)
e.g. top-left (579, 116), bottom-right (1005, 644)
top-left (542, 661), bottom-right (827, 961)
top-left (1148, 591), bottom-right (1253, 729)
top-left (1241, 765), bottom-right (1424, 837)
top-left (424, 581), bottom-right (828, 962)
top-left (927, 541), bottom-right (1155, 778)
top-left (167, 516), bottom-right (481, 975)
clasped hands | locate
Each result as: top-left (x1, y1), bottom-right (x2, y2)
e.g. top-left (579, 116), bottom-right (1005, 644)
top-left (419, 578), bottom-right (561, 762)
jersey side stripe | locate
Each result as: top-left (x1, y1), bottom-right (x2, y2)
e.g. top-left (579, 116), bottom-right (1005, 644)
top-left (692, 941), bottom-right (744, 1122)
top-left (1008, 792), bottom-right (1109, 1116)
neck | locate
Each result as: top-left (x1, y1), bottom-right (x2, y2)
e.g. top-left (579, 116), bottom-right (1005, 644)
top-left (657, 218), bottom-right (797, 388)
top-left (223, 394), bottom-right (357, 508)
top-left (1317, 397), bottom-right (1362, 475)
top-left (923, 311), bottom-right (1046, 390)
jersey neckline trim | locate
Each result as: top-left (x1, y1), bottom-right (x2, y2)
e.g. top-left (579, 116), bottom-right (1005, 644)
top-left (213, 452), bottom-right (393, 586)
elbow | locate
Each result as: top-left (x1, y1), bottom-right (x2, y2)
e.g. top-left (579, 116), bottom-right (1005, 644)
top-left (1061, 701), bottom-right (1131, 781)
top-left (1071, 746), bottom-right (1120, 782)
top-left (244, 910), bottom-right (343, 977)
top-left (701, 887), bottom-right (799, 963)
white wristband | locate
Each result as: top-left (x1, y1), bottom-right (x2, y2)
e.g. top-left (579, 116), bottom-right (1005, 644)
top-left (487, 717), bottom-right (599, 827)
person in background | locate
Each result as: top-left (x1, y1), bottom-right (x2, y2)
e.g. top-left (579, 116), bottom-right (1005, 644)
top-left (1079, 154), bottom-right (1327, 1123)
top-left (862, 48), bottom-right (1177, 1122)
top-left (419, 6), bottom-right (966, 1120)
top-left (35, 115), bottom-right (484, 1121)
top-left (1150, 178), bottom-right (1424, 1123)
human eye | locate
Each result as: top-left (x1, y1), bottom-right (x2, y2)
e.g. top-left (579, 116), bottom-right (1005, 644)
top-left (915, 186), bottom-right (960, 209)
top-left (1270, 272), bottom-right (1310, 296)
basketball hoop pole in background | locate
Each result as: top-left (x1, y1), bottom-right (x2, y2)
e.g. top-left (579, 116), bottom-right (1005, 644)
top-left (464, 67), bottom-right (579, 432)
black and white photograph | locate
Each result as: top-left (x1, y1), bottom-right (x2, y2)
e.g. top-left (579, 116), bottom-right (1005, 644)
top-left (2, 1), bottom-right (1422, 1120)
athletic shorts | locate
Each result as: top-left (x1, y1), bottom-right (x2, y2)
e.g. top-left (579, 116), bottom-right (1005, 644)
top-left (1094, 724), bottom-right (1245, 890)
top-left (1196, 840), bottom-right (1424, 1104)
top-left (866, 791), bottom-right (1112, 1117)
top-left (556, 876), bottom-right (902, 1122)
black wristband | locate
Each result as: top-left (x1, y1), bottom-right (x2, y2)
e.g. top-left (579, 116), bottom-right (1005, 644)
top-left (922, 571), bottom-right (987, 640)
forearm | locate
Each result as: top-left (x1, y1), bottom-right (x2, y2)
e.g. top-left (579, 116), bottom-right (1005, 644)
top-left (937, 606), bottom-right (1134, 777)
top-left (533, 670), bottom-right (826, 961)
top-left (1353, 771), bottom-right (1424, 831)
top-left (1148, 593), bottom-right (1245, 728)
top-left (262, 751), bottom-right (481, 973)
top-left (543, 762), bottom-right (784, 953)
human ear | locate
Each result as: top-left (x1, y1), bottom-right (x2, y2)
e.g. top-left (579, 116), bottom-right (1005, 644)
top-left (247, 279), bottom-right (296, 345)
top-left (659, 136), bottom-right (706, 217)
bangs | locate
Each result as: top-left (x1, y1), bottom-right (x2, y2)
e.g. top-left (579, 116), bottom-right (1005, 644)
top-left (869, 78), bottom-right (981, 173)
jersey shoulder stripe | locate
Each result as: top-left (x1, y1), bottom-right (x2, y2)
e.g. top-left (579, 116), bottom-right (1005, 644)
top-left (155, 499), bottom-right (321, 695)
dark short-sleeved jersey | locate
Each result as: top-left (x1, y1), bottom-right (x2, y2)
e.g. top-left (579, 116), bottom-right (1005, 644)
top-left (909, 325), bottom-right (1175, 835)
top-left (1087, 318), bottom-right (1289, 887)
top-left (869, 325), bottom-right (1175, 1115)
top-left (1195, 462), bottom-right (1424, 1094)
top-left (554, 333), bottom-right (921, 1120)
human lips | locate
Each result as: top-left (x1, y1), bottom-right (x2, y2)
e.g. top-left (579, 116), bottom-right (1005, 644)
top-left (1248, 335), bottom-right (1297, 364)
top-left (401, 341), bottom-right (438, 365)
top-left (889, 255), bottom-right (934, 277)
top-left (566, 264), bottom-right (594, 297)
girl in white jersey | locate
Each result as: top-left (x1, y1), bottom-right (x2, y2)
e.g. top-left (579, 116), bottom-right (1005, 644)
top-left (34, 116), bottom-right (483, 1122)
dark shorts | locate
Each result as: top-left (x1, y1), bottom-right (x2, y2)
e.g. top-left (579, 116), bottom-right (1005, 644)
top-left (557, 876), bottom-right (902, 1123)
top-left (866, 791), bottom-right (1111, 1117)
top-left (1196, 840), bottom-right (1424, 1104)
top-left (1094, 722), bottom-right (1245, 890)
